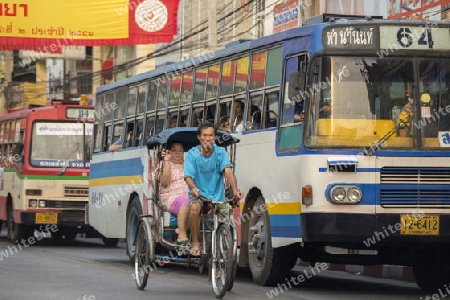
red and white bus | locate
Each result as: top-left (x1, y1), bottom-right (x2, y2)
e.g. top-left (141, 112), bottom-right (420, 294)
top-left (0, 102), bottom-right (100, 243)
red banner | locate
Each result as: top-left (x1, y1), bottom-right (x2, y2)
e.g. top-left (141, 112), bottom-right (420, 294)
top-left (0, 0), bottom-right (180, 52)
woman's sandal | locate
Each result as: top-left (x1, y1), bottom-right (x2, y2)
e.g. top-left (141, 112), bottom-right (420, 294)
top-left (189, 247), bottom-right (201, 257)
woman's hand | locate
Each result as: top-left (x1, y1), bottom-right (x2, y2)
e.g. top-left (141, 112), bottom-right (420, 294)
top-left (161, 149), bottom-right (171, 162)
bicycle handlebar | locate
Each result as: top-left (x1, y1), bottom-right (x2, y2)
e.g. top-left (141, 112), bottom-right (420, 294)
top-left (194, 194), bottom-right (240, 207)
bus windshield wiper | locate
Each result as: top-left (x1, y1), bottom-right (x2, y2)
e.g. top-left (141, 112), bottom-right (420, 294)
top-left (363, 126), bottom-right (398, 156)
top-left (364, 102), bottom-right (414, 156)
top-left (58, 143), bottom-right (80, 176)
top-left (57, 161), bottom-right (69, 176)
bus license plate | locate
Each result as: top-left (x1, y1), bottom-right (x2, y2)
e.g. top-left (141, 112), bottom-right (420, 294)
top-left (400, 214), bottom-right (439, 235)
top-left (36, 213), bottom-right (58, 224)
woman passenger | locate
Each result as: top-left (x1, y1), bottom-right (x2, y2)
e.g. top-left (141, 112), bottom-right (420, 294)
top-left (159, 142), bottom-right (190, 244)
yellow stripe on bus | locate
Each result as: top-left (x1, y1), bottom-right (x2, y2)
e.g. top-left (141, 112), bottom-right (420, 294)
top-left (239, 201), bottom-right (301, 214)
top-left (89, 176), bottom-right (143, 187)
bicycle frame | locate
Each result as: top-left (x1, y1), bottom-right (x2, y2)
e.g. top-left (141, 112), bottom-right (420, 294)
top-left (208, 202), bottom-right (238, 268)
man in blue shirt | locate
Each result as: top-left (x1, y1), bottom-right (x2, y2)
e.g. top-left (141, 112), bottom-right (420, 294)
top-left (184, 122), bottom-right (243, 256)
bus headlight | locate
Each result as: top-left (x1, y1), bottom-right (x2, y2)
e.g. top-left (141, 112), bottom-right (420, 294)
top-left (331, 187), bottom-right (346, 202)
top-left (347, 187), bottom-right (362, 203)
top-left (329, 186), bottom-right (362, 204)
top-left (39, 200), bottom-right (46, 208)
top-left (29, 199), bottom-right (37, 208)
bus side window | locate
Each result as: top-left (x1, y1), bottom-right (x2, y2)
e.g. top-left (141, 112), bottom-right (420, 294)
top-left (282, 56), bottom-right (301, 125)
top-left (206, 103), bottom-right (216, 124)
top-left (191, 107), bottom-right (204, 127)
top-left (266, 91), bottom-right (279, 128)
top-left (126, 121), bottom-right (142, 147)
top-left (102, 125), bottom-right (111, 152)
top-left (247, 94), bottom-right (263, 131)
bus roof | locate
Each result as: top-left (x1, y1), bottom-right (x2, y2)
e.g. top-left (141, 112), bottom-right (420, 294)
top-left (0, 105), bottom-right (93, 122)
top-left (97, 24), bottom-right (318, 94)
top-left (97, 18), bottom-right (450, 94)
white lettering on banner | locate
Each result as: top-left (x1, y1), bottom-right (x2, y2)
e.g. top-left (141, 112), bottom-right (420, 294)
top-left (326, 27), bottom-right (374, 46)
top-left (36, 123), bottom-right (93, 136)
top-left (273, 5), bottom-right (299, 27)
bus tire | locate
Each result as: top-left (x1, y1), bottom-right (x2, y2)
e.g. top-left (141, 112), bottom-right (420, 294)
top-left (413, 250), bottom-right (450, 291)
top-left (248, 197), bottom-right (292, 286)
top-left (126, 196), bottom-right (142, 264)
top-left (7, 205), bottom-right (34, 244)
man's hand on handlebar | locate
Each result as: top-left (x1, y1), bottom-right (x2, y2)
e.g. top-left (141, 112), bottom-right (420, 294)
top-left (192, 187), bottom-right (200, 197)
top-left (233, 189), bottom-right (244, 200)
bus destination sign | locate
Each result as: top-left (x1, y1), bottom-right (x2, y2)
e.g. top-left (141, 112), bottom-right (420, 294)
top-left (323, 24), bottom-right (450, 52)
top-left (380, 25), bottom-right (450, 51)
top-left (66, 108), bottom-right (95, 120)
top-left (322, 25), bottom-right (379, 50)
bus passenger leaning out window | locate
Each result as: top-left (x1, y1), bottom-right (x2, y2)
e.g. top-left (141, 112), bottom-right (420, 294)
top-left (109, 131), bottom-right (132, 152)
top-left (159, 142), bottom-right (190, 244)
top-left (109, 124), bottom-right (141, 152)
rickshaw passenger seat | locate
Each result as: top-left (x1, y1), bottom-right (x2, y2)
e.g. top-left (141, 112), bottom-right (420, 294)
top-left (163, 211), bottom-right (178, 228)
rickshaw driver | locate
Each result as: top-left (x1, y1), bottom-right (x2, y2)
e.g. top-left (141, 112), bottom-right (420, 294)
top-left (184, 122), bottom-right (244, 256)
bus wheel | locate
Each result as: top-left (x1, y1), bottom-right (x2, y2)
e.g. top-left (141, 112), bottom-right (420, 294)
top-left (7, 206), bottom-right (33, 243)
top-left (413, 250), bottom-right (450, 291)
top-left (103, 237), bottom-right (119, 247)
top-left (248, 197), bottom-right (292, 286)
top-left (126, 196), bottom-right (142, 264)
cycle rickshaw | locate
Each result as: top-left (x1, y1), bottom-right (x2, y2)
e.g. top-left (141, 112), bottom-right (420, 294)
top-left (134, 127), bottom-right (239, 299)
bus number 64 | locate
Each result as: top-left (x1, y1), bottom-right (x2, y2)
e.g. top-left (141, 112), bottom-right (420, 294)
top-left (397, 27), bottom-right (434, 49)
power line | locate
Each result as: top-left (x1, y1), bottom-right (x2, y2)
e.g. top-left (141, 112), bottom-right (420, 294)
top-left (11, 0), bottom-right (257, 92)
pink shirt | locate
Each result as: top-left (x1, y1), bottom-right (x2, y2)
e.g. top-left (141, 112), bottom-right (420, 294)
top-left (159, 161), bottom-right (189, 211)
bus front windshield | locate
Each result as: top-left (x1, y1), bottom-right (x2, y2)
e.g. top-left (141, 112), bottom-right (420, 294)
top-left (30, 122), bottom-right (93, 168)
top-left (304, 56), bottom-right (450, 150)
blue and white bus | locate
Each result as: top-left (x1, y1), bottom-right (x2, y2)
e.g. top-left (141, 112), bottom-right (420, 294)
top-left (89, 15), bottom-right (450, 291)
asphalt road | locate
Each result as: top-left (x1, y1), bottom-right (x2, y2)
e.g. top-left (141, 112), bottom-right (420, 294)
top-left (0, 226), bottom-right (427, 300)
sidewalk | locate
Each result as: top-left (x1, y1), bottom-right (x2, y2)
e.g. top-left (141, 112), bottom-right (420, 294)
top-left (298, 260), bottom-right (416, 283)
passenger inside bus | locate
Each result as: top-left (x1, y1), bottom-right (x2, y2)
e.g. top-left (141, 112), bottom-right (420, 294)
top-left (250, 110), bottom-right (262, 130)
top-left (232, 100), bottom-right (244, 133)
top-left (319, 100), bottom-right (331, 118)
top-left (294, 101), bottom-right (305, 123)
top-left (170, 115), bottom-right (178, 128)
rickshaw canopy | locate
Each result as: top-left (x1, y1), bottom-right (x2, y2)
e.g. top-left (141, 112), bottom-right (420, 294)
top-left (147, 127), bottom-right (239, 150)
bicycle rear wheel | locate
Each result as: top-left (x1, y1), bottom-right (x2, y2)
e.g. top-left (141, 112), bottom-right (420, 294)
top-left (134, 221), bottom-right (151, 290)
top-left (226, 256), bottom-right (238, 291)
top-left (211, 224), bottom-right (233, 299)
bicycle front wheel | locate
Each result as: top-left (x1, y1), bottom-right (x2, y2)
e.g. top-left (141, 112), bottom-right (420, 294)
top-left (211, 224), bottom-right (233, 299)
top-left (134, 220), bottom-right (151, 290)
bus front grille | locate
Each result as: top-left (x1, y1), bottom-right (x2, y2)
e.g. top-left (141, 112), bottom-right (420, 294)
top-left (65, 187), bottom-right (89, 197)
top-left (43, 200), bottom-right (87, 209)
top-left (380, 167), bottom-right (450, 206)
